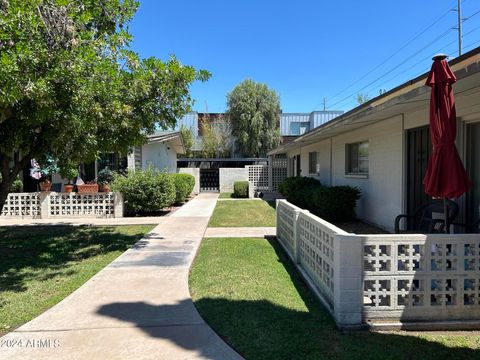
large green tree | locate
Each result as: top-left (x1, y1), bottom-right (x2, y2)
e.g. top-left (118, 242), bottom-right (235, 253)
top-left (227, 79), bottom-right (280, 157)
top-left (0, 0), bottom-right (209, 211)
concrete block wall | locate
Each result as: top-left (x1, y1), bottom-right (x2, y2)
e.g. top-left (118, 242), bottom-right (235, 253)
top-left (276, 199), bottom-right (480, 330)
top-left (276, 199), bottom-right (364, 329)
top-left (219, 168), bottom-right (248, 192)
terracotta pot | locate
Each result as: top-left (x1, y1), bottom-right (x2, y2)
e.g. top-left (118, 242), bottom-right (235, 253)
top-left (39, 181), bottom-right (52, 192)
top-left (64, 184), bottom-right (74, 193)
top-left (102, 184), bottom-right (111, 193)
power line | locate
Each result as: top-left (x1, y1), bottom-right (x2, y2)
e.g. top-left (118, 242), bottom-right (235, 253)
top-left (317, 0), bottom-right (459, 109)
top-left (327, 27), bottom-right (455, 110)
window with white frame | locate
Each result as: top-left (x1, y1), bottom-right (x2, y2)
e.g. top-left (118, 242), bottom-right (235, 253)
top-left (346, 141), bottom-right (369, 175)
top-left (309, 152), bottom-right (318, 174)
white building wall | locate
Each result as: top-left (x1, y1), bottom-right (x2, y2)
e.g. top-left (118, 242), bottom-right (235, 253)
top-left (330, 115), bottom-right (403, 231)
top-left (141, 141), bottom-right (178, 173)
top-left (285, 115), bottom-right (404, 232)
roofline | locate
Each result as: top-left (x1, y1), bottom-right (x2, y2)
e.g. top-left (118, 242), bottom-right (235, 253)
top-left (268, 46), bottom-right (480, 155)
top-left (147, 131), bottom-right (181, 143)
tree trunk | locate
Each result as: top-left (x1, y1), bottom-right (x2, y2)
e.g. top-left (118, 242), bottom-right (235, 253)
top-left (0, 177), bottom-right (13, 215)
top-left (0, 155), bottom-right (30, 214)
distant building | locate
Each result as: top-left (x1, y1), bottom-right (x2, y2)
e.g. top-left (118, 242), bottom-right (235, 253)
top-left (173, 110), bottom-right (344, 151)
top-left (279, 111), bottom-right (344, 136)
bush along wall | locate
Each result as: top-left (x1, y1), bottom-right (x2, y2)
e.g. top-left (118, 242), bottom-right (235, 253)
top-left (111, 169), bottom-right (176, 214)
top-left (278, 176), bottom-right (361, 222)
top-left (173, 173), bottom-right (195, 204)
top-left (233, 181), bottom-right (249, 198)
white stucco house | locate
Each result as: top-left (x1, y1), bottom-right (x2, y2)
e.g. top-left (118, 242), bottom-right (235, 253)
top-left (127, 130), bottom-right (185, 173)
top-left (268, 47), bottom-right (480, 233)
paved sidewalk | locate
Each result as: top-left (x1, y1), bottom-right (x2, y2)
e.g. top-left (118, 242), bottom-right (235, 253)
top-left (205, 227), bottom-right (276, 238)
top-left (0, 216), bottom-right (165, 227)
top-left (0, 193), bottom-right (243, 360)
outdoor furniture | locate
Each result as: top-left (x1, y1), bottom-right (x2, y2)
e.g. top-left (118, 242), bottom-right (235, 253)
top-left (394, 199), bottom-right (459, 234)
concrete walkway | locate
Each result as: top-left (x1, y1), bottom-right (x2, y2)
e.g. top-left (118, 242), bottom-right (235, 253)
top-left (204, 227), bottom-right (276, 238)
top-left (0, 216), bottom-right (165, 227)
top-left (0, 193), bottom-right (243, 360)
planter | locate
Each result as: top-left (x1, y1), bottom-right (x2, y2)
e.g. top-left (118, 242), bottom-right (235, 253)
top-left (77, 184), bottom-right (99, 193)
top-left (64, 184), bottom-right (74, 193)
top-left (39, 181), bottom-right (52, 192)
top-left (100, 184), bottom-right (111, 193)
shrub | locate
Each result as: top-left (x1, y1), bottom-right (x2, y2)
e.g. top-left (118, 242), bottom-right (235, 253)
top-left (111, 169), bottom-right (175, 214)
top-left (173, 173), bottom-right (195, 204)
top-left (10, 179), bottom-right (23, 193)
top-left (0, 175), bottom-right (23, 193)
top-left (97, 167), bottom-right (115, 185)
top-left (233, 181), bottom-right (249, 198)
top-left (278, 176), bottom-right (321, 209)
top-left (278, 176), bottom-right (361, 222)
top-left (312, 185), bottom-right (361, 222)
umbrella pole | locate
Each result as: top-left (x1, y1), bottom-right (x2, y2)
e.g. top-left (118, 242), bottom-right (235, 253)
top-left (444, 198), bottom-right (449, 234)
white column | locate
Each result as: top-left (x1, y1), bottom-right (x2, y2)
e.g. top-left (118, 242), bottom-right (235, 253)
top-left (333, 234), bottom-right (363, 328)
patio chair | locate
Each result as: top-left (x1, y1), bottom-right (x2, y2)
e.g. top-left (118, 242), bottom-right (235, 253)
top-left (394, 199), bottom-right (459, 234)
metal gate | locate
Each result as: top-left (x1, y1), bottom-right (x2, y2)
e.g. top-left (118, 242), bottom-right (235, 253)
top-left (200, 169), bottom-right (219, 192)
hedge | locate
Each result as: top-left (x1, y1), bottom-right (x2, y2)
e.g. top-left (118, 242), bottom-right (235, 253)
top-left (173, 173), bottom-right (195, 204)
top-left (111, 169), bottom-right (176, 214)
top-left (278, 176), bottom-right (321, 210)
top-left (233, 181), bottom-right (249, 198)
top-left (278, 176), bottom-right (361, 222)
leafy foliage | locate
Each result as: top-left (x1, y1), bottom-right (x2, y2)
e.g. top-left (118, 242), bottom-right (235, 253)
top-left (110, 169), bottom-right (175, 214)
top-left (180, 125), bottom-right (195, 158)
top-left (227, 79), bottom-right (281, 157)
top-left (233, 181), bottom-right (249, 198)
top-left (278, 176), bottom-right (361, 221)
top-left (0, 174), bottom-right (22, 193)
top-left (0, 0), bottom-right (210, 211)
top-left (173, 173), bottom-right (195, 204)
top-left (97, 167), bottom-right (114, 185)
top-left (201, 115), bottom-right (232, 158)
top-left (278, 176), bottom-right (321, 209)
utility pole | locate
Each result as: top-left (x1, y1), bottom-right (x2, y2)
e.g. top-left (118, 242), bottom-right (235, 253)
top-left (322, 98), bottom-right (326, 111)
top-left (457, 0), bottom-right (462, 56)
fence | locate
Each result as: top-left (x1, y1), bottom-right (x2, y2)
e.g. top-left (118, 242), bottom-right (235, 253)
top-left (1, 192), bottom-right (123, 219)
top-left (276, 199), bottom-right (480, 329)
top-left (270, 155), bottom-right (287, 192)
top-left (247, 165), bottom-right (269, 191)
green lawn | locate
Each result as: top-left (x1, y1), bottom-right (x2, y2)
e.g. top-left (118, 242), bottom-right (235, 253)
top-left (218, 192), bottom-right (235, 199)
top-left (190, 237), bottom-right (480, 360)
top-left (208, 200), bottom-right (276, 227)
top-left (0, 225), bottom-right (154, 335)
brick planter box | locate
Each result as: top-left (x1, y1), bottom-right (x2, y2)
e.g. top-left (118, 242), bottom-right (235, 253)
top-left (77, 184), bottom-right (99, 193)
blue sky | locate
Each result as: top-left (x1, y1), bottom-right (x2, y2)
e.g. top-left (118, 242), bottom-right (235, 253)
top-left (129, 0), bottom-right (480, 113)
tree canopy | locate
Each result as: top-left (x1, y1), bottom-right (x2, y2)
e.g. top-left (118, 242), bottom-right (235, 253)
top-left (0, 0), bottom-right (209, 209)
top-left (226, 79), bottom-right (280, 157)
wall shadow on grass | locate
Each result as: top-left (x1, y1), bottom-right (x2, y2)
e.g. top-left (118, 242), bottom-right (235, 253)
top-left (0, 226), bottom-right (148, 293)
top-left (96, 297), bottom-right (480, 360)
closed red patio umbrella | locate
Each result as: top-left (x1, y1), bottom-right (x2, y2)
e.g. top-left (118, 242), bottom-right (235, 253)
top-left (423, 54), bottom-right (471, 233)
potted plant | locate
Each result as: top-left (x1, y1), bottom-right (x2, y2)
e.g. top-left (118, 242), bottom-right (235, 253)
top-left (97, 167), bottom-right (114, 192)
top-left (60, 167), bottom-right (78, 193)
top-left (77, 180), bottom-right (99, 193)
top-left (39, 157), bottom-right (59, 191)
